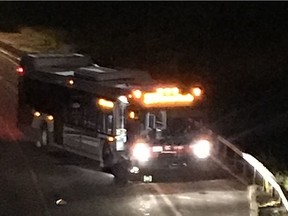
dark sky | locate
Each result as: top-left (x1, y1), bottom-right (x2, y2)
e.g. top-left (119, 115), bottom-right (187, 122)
top-left (3, 2), bottom-right (286, 84)
top-left (1, 2), bottom-right (288, 166)
top-left (1, 2), bottom-right (288, 75)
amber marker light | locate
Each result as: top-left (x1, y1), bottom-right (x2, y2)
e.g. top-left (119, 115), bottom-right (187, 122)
top-left (192, 87), bottom-right (202, 97)
top-left (68, 79), bottom-right (74, 85)
top-left (98, 99), bottom-right (114, 109)
top-left (132, 90), bottom-right (142, 99)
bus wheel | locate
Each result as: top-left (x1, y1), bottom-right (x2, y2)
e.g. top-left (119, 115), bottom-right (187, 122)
top-left (101, 142), bottom-right (113, 173)
top-left (40, 123), bottom-right (49, 148)
top-left (112, 159), bottom-right (129, 185)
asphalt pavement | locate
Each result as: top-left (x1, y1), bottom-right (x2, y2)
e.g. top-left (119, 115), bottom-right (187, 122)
top-left (0, 53), bottom-right (249, 216)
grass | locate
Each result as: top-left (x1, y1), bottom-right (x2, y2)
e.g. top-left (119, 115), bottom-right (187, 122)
top-left (275, 172), bottom-right (288, 191)
top-left (0, 26), bottom-right (74, 53)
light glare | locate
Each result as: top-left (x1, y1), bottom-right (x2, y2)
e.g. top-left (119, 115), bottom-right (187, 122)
top-left (129, 111), bottom-right (136, 119)
top-left (144, 92), bottom-right (194, 105)
top-left (47, 115), bottom-right (54, 121)
top-left (34, 111), bottom-right (41, 117)
top-left (192, 139), bottom-right (211, 159)
top-left (192, 87), bottom-right (202, 97)
top-left (107, 136), bottom-right (114, 142)
top-left (98, 99), bottom-right (114, 109)
top-left (130, 166), bottom-right (140, 174)
top-left (132, 90), bottom-right (142, 99)
top-left (16, 66), bottom-right (24, 76)
top-left (132, 143), bottom-right (151, 162)
top-left (68, 79), bottom-right (74, 85)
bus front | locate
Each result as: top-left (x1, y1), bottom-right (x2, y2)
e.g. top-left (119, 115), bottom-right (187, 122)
top-left (125, 86), bottom-right (212, 179)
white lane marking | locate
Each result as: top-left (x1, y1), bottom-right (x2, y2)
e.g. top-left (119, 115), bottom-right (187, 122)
top-left (153, 184), bottom-right (183, 216)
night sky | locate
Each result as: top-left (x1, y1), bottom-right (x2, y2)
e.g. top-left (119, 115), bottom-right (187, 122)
top-left (1, 2), bottom-right (288, 169)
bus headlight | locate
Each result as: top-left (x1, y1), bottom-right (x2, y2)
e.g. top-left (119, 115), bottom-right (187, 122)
top-left (191, 139), bottom-right (211, 159)
top-left (132, 143), bottom-right (151, 162)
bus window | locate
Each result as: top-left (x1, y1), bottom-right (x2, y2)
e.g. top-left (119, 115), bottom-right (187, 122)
top-left (103, 113), bottom-right (113, 134)
top-left (146, 110), bottom-right (166, 130)
top-left (82, 98), bottom-right (114, 135)
top-left (67, 101), bottom-right (83, 126)
top-left (148, 114), bottom-right (156, 129)
top-left (66, 93), bottom-right (115, 135)
top-left (156, 110), bottom-right (167, 130)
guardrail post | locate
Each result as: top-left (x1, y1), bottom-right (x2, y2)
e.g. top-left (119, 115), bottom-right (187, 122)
top-left (206, 128), bottom-right (288, 213)
top-left (253, 167), bottom-right (256, 185)
top-left (248, 185), bottom-right (259, 216)
top-left (223, 145), bottom-right (227, 158)
top-left (214, 136), bottom-right (220, 155)
top-left (242, 162), bottom-right (247, 177)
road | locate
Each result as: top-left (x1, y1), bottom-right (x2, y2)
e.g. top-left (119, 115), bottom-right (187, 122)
top-left (0, 53), bottom-right (249, 216)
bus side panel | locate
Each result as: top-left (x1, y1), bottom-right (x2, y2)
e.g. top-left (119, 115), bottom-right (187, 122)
top-left (17, 77), bottom-right (69, 143)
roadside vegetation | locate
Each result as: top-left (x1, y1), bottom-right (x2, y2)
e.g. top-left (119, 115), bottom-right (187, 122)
top-left (0, 26), bottom-right (74, 53)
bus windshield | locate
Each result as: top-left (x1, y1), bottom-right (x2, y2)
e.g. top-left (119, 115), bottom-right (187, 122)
top-left (131, 109), bottom-right (201, 142)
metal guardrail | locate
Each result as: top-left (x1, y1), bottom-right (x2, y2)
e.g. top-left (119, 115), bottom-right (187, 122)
top-left (203, 125), bottom-right (288, 212)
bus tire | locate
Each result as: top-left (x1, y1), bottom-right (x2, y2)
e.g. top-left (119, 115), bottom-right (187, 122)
top-left (40, 123), bottom-right (49, 148)
top-left (101, 142), bottom-right (114, 173)
top-left (112, 159), bottom-right (129, 185)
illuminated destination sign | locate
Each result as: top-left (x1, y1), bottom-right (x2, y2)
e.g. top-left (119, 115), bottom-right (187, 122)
top-left (131, 87), bottom-right (195, 107)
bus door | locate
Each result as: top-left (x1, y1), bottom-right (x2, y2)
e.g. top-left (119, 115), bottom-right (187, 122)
top-left (114, 100), bottom-right (127, 151)
top-left (63, 98), bottom-right (83, 150)
top-left (145, 110), bottom-right (167, 140)
top-left (80, 98), bottom-right (114, 156)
